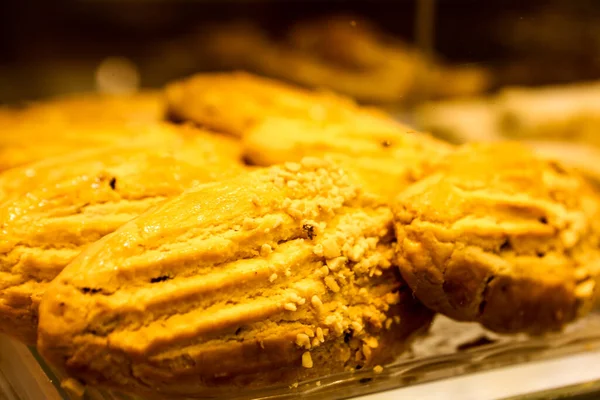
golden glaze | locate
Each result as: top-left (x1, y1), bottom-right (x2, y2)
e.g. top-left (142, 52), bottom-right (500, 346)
top-left (0, 91), bottom-right (167, 170)
top-left (393, 143), bottom-right (600, 334)
top-left (243, 117), bottom-right (453, 199)
top-left (0, 130), bottom-right (244, 344)
top-left (38, 158), bottom-right (432, 397)
top-left (165, 71), bottom-right (395, 137)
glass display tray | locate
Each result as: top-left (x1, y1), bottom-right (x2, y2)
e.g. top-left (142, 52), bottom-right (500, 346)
top-left (2, 313), bottom-right (600, 400)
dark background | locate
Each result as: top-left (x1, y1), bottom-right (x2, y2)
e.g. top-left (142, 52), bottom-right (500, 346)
top-left (0, 0), bottom-right (599, 102)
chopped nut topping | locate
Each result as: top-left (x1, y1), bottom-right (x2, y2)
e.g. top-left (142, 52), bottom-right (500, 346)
top-left (260, 244), bottom-right (273, 257)
top-left (324, 276), bottom-right (340, 292)
top-left (296, 333), bottom-right (311, 349)
top-left (302, 352), bottom-right (313, 368)
top-left (311, 295), bottom-right (323, 311)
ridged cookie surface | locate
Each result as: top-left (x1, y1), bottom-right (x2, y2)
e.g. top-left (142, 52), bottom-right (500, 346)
top-left (0, 131), bottom-right (244, 344)
top-left (243, 117), bottom-right (453, 199)
top-left (38, 158), bottom-right (433, 397)
top-left (0, 124), bottom-right (242, 200)
top-left (394, 143), bottom-right (600, 334)
top-left (165, 71), bottom-right (401, 137)
top-left (0, 92), bottom-right (167, 171)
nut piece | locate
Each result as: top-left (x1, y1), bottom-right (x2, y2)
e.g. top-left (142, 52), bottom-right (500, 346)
top-left (302, 352), bottom-right (314, 369)
top-left (394, 143), bottom-right (600, 334)
top-left (38, 158), bottom-right (433, 397)
top-left (0, 129), bottom-right (244, 344)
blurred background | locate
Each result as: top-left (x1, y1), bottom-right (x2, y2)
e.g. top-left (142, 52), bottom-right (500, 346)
top-left (1, 0), bottom-right (599, 103)
top-left (1, 0), bottom-right (599, 174)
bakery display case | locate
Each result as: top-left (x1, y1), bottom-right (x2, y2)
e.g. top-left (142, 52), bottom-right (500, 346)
top-left (1, 1), bottom-right (600, 399)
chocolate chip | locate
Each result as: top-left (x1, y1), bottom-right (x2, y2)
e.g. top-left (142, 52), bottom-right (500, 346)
top-left (109, 177), bottom-right (117, 190)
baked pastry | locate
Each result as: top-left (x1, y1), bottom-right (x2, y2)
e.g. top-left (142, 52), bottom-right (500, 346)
top-left (196, 16), bottom-right (490, 104)
top-left (0, 124), bottom-right (243, 200)
top-left (38, 158), bottom-right (433, 397)
top-left (165, 71), bottom-right (389, 137)
top-left (497, 81), bottom-right (600, 147)
top-left (393, 142), bottom-right (600, 334)
top-left (0, 130), bottom-right (244, 344)
top-left (243, 117), bottom-right (453, 199)
top-left (0, 91), bottom-right (167, 171)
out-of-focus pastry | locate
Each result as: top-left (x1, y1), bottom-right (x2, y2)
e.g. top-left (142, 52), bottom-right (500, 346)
top-left (166, 72), bottom-right (453, 199)
top-left (243, 117), bottom-right (453, 199)
top-left (0, 130), bottom-right (245, 344)
top-left (0, 91), bottom-right (167, 171)
top-left (38, 158), bottom-right (433, 397)
top-left (393, 142), bottom-right (600, 334)
top-left (415, 81), bottom-right (600, 182)
top-left (415, 98), bottom-right (501, 144)
top-left (197, 16), bottom-right (491, 104)
top-left (165, 71), bottom-right (386, 137)
top-left (497, 81), bottom-right (600, 146)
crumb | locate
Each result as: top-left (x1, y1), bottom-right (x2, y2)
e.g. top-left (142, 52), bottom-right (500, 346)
top-left (284, 302), bottom-right (297, 311)
top-left (269, 273), bottom-right (278, 283)
top-left (373, 365), bottom-right (384, 374)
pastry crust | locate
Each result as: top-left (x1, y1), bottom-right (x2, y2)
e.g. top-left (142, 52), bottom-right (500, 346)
top-left (0, 130), bottom-right (244, 344)
top-left (165, 71), bottom-right (391, 137)
top-left (393, 142), bottom-right (600, 334)
top-left (38, 158), bottom-right (433, 397)
top-left (243, 117), bottom-right (453, 199)
top-left (0, 91), bottom-right (167, 171)
top-left (0, 124), bottom-right (243, 200)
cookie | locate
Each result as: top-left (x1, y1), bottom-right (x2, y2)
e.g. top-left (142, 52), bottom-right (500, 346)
top-left (498, 81), bottom-right (600, 146)
top-left (0, 91), bottom-right (167, 171)
top-left (0, 124), bottom-right (243, 200)
top-left (243, 117), bottom-right (453, 199)
top-left (38, 158), bottom-right (433, 397)
top-left (165, 71), bottom-right (390, 137)
top-left (0, 131), bottom-right (245, 344)
top-left (393, 142), bottom-right (600, 334)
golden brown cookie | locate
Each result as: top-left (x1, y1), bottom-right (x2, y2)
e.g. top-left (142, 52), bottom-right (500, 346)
top-left (165, 71), bottom-right (391, 137)
top-left (0, 91), bottom-right (167, 171)
top-left (0, 124), bottom-right (243, 200)
top-left (38, 158), bottom-right (433, 397)
top-left (393, 142), bottom-right (600, 334)
top-left (0, 131), bottom-right (245, 344)
top-left (243, 117), bottom-right (453, 199)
